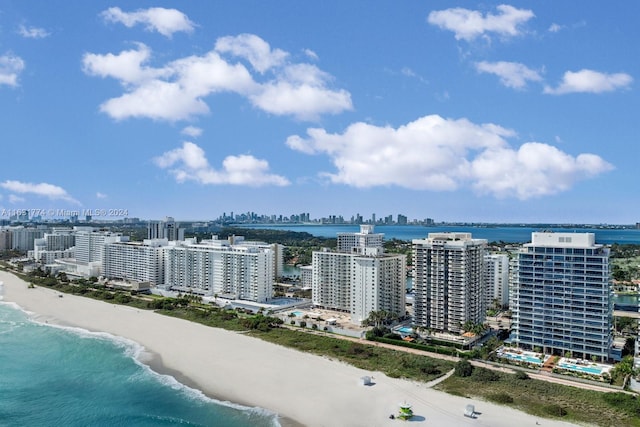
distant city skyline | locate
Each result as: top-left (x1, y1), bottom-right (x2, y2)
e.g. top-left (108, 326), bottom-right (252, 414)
top-left (1, 2), bottom-right (638, 223)
top-left (3, 207), bottom-right (640, 227)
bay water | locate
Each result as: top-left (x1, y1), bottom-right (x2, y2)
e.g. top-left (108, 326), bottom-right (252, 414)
top-left (240, 224), bottom-right (640, 245)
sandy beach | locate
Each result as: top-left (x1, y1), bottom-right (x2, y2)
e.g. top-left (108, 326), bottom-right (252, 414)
top-left (0, 271), bottom-right (582, 427)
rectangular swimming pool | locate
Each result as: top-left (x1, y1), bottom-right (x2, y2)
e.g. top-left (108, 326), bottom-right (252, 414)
top-left (557, 362), bottom-right (606, 375)
top-left (499, 352), bottom-right (543, 365)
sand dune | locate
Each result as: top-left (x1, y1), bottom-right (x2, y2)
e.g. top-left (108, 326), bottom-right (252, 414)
top-left (0, 271), bottom-right (580, 427)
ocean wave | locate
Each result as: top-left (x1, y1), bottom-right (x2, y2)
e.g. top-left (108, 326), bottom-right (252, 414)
top-left (23, 318), bottom-right (281, 426)
top-left (131, 358), bottom-right (281, 424)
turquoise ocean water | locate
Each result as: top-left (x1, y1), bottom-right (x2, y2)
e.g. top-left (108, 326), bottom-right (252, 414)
top-left (0, 302), bottom-right (278, 427)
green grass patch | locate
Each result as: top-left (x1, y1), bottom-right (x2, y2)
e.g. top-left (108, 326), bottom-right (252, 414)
top-left (436, 369), bottom-right (640, 427)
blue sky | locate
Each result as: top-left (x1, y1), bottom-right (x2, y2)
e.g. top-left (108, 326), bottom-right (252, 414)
top-left (0, 1), bottom-right (637, 224)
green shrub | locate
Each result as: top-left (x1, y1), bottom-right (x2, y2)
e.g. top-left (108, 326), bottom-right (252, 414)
top-left (544, 404), bottom-right (568, 417)
top-left (454, 360), bottom-right (474, 377)
top-left (514, 370), bottom-right (530, 380)
top-left (602, 392), bottom-right (640, 417)
top-left (488, 392), bottom-right (514, 404)
top-left (472, 367), bottom-right (500, 382)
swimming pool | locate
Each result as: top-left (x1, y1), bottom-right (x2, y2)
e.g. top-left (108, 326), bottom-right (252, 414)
top-left (557, 362), bottom-right (607, 375)
top-left (397, 327), bottom-right (413, 334)
top-left (499, 352), bottom-right (543, 365)
top-left (291, 311), bottom-right (304, 317)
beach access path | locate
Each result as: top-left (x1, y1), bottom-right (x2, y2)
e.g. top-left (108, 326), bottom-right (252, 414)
top-left (294, 327), bottom-right (620, 394)
top-left (0, 271), bottom-right (583, 427)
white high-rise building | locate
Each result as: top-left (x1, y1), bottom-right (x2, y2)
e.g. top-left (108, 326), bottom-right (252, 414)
top-left (32, 238), bottom-right (74, 265)
top-left (165, 237), bottom-right (274, 302)
top-left (0, 228), bottom-right (12, 250)
top-left (413, 232), bottom-right (487, 334)
top-left (511, 232), bottom-right (612, 361)
top-left (299, 265), bottom-right (313, 290)
top-left (312, 229), bottom-right (406, 324)
top-left (484, 253), bottom-right (509, 309)
top-left (312, 250), bottom-right (353, 312)
top-left (74, 228), bottom-right (125, 264)
top-left (351, 249), bottom-right (406, 325)
top-left (337, 225), bottom-right (383, 253)
top-left (43, 229), bottom-right (75, 251)
top-left (72, 227), bottom-right (127, 276)
top-left (104, 239), bottom-right (168, 285)
top-left (228, 235), bottom-right (285, 279)
top-left (10, 226), bottom-right (46, 251)
top-left (148, 217), bottom-right (184, 241)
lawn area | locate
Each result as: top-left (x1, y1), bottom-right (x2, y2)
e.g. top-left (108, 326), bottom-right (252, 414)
top-left (436, 366), bottom-right (640, 427)
top-left (251, 327), bottom-right (454, 381)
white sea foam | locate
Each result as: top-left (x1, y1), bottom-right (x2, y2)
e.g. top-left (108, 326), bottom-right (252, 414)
top-left (23, 314), bottom-right (281, 426)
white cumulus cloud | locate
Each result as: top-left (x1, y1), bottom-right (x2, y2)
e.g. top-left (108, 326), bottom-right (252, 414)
top-left (471, 143), bottom-right (613, 198)
top-left (544, 69), bottom-right (633, 94)
top-left (96, 192), bottom-right (108, 199)
top-left (181, 126), bottom-right (203, 138)
top-left (286, 115), bottom-right (613, 199)
top-left (101, 7), bottom-right (195, 37)
top-left (0, 180), bottom-right (80, 204)
top-left (303, 48), bottom-right (319, 61)
top-left (18, 25), bottom-right (50, 39)
top-left (548, 23), bottom-right (563, 33)
top-left (154, 142), bottom-right (290, 187)
top-left (215, 33), bottom-right (288, 73)
top-left (8, 195), bottom-right (26, 204)
top-left (83, 35), bottom-right (352, 122)
top-left (82, 43), bottom-right (168, 85)
top-left (428, 4), bottom-right (534, 41)
top-left (475, 61), bottom-right (543, 89)
top-left (0, 54), bottom-right (25, 87)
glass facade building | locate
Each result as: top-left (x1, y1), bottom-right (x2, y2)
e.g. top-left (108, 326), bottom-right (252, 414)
top-left (511, 232), bottom-right (612, 361)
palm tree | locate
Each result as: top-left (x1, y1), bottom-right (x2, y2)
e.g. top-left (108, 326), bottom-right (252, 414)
top-left (363, 310), bottom-right (397, 328)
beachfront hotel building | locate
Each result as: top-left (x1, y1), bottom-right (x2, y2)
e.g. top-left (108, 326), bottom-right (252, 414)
top-left (74, 228), bottom-right (126, 264)
top-left (510, 232), bottom-right (613, 361)
top-left (52, 227), bottom-right (128, 277)
top-left (484, 253), bottom-right (510, 309)
top-left (412, 233), bottom-right (487, 334)
top-left (312, 226), bottom-right (406, 324)
top-left (164, 236), bottom-right (274, 302)
top-left (103, 239), bottom-right (168, 285)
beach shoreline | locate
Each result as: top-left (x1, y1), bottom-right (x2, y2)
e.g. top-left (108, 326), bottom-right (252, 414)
top-left (0, 270), bottom-right (581, 427)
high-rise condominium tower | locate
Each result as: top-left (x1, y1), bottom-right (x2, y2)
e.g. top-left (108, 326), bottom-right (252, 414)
top-left (510, 232), bottom-right (612, 361)
top-left (413, 233), bottom-right (486, 334)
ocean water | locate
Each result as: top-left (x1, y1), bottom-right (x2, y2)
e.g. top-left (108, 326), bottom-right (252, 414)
top-left (0, 303), bottom-right (278, 427)
top-left (239, 224), bottom-right (640, 244)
